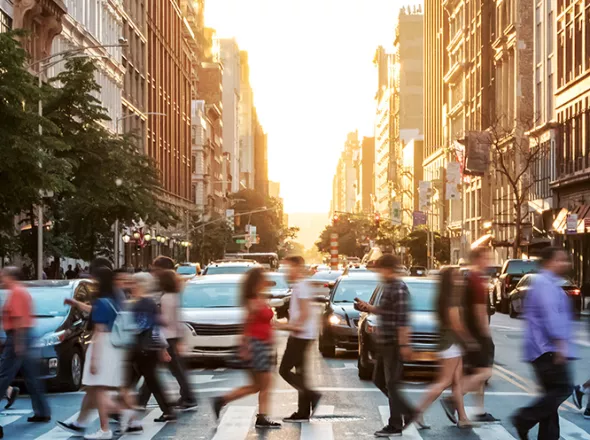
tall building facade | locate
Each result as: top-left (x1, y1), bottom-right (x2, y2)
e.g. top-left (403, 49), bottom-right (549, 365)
top-left (49, 1), bottom-right (124, 133)
top-left (239, 51), bottom-right (255, 189)
top-left (147, 0), bottom-right (193, 212)
top-left (218, 38), bottom-right (241, 194)
top-left (443, 0), bottom-right (494, 262)
top-left (360, 136), bottom-right (375, 213)
top-left (253, 109), bottom-right (269, 196)
top-left (551, 0), bottom-right (590, 285)
top-left (331, 132), bottom-right (361, 215)
top-left (121, 0), bottom-right (148, 149)
top-left (401, 137), bottom-right (424, 230)
top-left (423, 0), bottom-right (448, 235)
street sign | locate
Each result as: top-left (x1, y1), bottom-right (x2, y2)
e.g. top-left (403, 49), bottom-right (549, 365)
top-left (413, 211), bottom-right (427, 227)
top-left (566, 214), bottom-right (578, 234)
top-left (235, 239), bottom-right (246, 244)
top-left (226, 209), bottom-right (235, 232)
top-left (391, 202), bottom-right (401, 225)
top-left (249, 225), bottom-right (257, 241)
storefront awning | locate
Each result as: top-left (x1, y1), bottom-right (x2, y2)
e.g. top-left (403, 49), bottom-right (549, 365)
top-left (552, 205), bottom-right (590, 234)
top-left (471, 234), bottom-right (493, 249)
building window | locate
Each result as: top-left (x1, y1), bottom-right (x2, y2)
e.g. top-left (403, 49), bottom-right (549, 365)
top-left (0, 9), bottom-right (11, 33)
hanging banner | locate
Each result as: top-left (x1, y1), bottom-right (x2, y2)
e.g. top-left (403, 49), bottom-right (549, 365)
top-left (566, 214), bottom-right (578, 234)
top-left (464, 131), bottom-right (491, 176)
top-left (391, 202), bottom-right (402, 225)
top-left (418, 181), bottom-right (433, 212)
top-left (413, 211), bottom-right (427, 227)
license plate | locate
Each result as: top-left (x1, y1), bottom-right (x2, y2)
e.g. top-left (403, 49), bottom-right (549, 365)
top-left (412, 351), bottom-right (437, 362)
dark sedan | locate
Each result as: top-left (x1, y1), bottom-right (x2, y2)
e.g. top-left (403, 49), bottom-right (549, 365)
top-left (508, 274), bottom-right (581, 317)
top-left (308, 270), bottom-right (343, 298)
top-left (357, 278), bottom-right (439, 379)
top-left (318, 272), bottom-right (379, 357)
top-left (0, 280), bottom-right (93, 391)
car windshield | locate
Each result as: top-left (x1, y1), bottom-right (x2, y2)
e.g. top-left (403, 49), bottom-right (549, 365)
top-left (176, 266), bottom-right (196, 275)
top-left (182, 283), bottom-right (240, 308)
top-left (406, 282), bottom-right (437, 312)
top-left (485, 266), bottom-right (501, 277)
top-left (506, 260), bottom-right (539, 274)
top-left (0, 286), bottom-right (72, 317)
top-left (310, 271), bottom-right (342, 281)
top-left (205, 265), bottom-right (252, 275)
top-left (266, 273), bottom-right (289, 290)
top-left (332, 279), bottom-right (378, 303)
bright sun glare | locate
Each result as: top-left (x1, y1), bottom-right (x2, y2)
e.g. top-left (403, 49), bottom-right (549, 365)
top-left (206, 0), bottom-right (421, 214)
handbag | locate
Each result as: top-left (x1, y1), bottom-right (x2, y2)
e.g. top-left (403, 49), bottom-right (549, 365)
top-left (137, 325), bottom-right (168, 352)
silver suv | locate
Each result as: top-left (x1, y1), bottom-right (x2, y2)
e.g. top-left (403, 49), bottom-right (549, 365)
top-left (202, 259), bottom-right (260, 275)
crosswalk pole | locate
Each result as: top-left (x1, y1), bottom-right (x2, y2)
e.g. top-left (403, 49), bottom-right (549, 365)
top-left (330, 233), bottom-right (339, 270)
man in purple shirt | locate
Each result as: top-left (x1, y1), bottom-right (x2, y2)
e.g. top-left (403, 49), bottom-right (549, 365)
top-left (512, 247), bottom-right (573, 440)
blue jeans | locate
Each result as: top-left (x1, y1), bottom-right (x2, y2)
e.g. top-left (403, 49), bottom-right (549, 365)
top-left (0, 329), bottom-right (50, 417)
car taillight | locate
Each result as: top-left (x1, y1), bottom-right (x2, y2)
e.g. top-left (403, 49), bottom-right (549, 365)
top-left (570, 289), bottom-right (580, 296)
top-left (366, 324), bottom-right (377, 334)
top-left (505, 275), bottom-right (512, 288)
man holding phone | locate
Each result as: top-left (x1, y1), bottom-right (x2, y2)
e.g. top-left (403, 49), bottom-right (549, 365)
top-left (355, 254), bottom-right (416, 437)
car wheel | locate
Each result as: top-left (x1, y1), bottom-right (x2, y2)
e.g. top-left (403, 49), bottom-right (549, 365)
top-left (500, 298), bottom-right (509, 314)
top-left (509, 301), bottom-right (517, 319)
top-left (357, 355), bottom-right (372, 380)
top-left (65, 348), bottom-right (83, 391)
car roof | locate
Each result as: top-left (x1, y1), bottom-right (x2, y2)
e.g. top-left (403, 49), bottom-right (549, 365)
top-left (401, 277), bottom-right (437, 284)
top-left (338, 272), bottom-right (379, 281)
top-left (207, 260), bottom-right (258, 267)
top-left (185, 274), bottom-right (244, 284)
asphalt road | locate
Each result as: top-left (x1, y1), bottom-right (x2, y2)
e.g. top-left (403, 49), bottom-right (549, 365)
top-left (2, 313), bottom-right (590, 439)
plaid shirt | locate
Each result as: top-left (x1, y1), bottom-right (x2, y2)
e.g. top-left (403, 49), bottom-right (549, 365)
top-left (376, 278), bottom-right (410, 345)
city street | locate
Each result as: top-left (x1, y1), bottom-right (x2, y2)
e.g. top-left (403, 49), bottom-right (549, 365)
top-left (2, 313), bottom-right (590, 440)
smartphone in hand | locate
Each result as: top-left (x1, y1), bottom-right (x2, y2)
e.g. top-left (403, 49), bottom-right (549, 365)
top-left (353, 297), bottom-right (362, 311)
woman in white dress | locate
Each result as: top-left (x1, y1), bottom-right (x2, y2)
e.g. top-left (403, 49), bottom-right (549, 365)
top-left (57, 267), bottom-right (125, 440)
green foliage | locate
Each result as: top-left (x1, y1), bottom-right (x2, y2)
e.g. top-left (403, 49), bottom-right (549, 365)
top-left (399, 230), bottom-right (450, 266)
top-left (227, 190), bottom-right (295, 253)
top-left (191, 214), bottom-right (233, 264)
top-left (315, 214), bottom-right (377, 258)
top-left (0, 31), bottom-right (71, 235)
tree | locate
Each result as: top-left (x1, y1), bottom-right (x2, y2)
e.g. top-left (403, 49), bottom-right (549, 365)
top-left (37, 58), bottom-right (174, 262)
top-left (399, 230), bottom-right (450, 266)
top-left (0, 31), bottom-right (71, 261)
top-left (316, 214), bottom-right (377, 258)
top-left (226, 190), bottom-right (294, 253)
top-left (486, 111), bottom-right (547, 258)
top-left (190, 214), bottom-right (233, 264)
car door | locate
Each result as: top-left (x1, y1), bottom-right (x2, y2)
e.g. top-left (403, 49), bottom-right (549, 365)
top-left (72, 282), bottom-right (94, 353)
top-left (512, 276), bottom-right (530, 313)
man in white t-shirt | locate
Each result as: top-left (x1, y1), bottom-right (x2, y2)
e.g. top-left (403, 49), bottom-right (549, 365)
top-left (279, 256), bottom-right (322, 423)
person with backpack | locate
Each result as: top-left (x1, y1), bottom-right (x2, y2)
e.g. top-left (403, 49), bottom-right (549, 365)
top-left (414, 267), bottom-right (475, 428)
top-left (57, 267), bottom-right (125, 440)
top-left (126, 272), bottom-right (175, 423)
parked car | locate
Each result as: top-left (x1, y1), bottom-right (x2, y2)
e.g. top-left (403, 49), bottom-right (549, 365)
top-left (201, 259), bottom-right (260, 275)
top-left (409, 266), bottom-right (427, 277)
top-left (308, 270), bottom-right (343, 298)
top-left (0, 280), bottom-right (94, 391)
top-left (493, 259), bottom-right (539, 313)
top-left (180, 274), bottom-right (284, 362)
top-left (176, 262), bottom-right (200, 280)
top-left (318, 272), bottom-right (380, 357)
top-left (508, 274), bottom-right (581, 317)
top-left (357, 278), bottom-right (439, 379)
top-left (265, 272), bottom-right (292, 319)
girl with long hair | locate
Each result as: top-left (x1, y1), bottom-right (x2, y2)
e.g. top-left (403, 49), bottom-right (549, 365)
top-left (213, 267), bottom-right (291, 429)
top-left (413, 267), bottom-right (475, 429)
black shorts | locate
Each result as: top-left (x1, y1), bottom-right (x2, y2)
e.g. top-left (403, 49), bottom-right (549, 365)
top-left (465, 337), bottom-right (495, 369)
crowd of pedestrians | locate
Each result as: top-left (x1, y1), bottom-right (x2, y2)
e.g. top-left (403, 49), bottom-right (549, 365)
top-left (0, 244), bottom-right (585, 439)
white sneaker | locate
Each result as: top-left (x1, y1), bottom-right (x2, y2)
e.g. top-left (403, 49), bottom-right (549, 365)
top-left (84, 429), bottom-right (113, 440)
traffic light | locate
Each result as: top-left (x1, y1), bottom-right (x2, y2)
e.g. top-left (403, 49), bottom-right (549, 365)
top-left (374, 213), bottom-right (381, 228)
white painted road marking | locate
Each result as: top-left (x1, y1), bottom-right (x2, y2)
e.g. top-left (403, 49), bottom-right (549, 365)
top-left (119, 409), bottom-right (166, 440)
top-left (378, 405), bottom-right (422, 439)
top-left (301, 405), bottom-right (334, 440)
top-left (559, 416), bottom-right (590, 440)
top-left (212, 405), bottom-right (255, 440)
top-left (35, 411), bottom-right (99, 440)
top-left (196, 387), bottom-right (533, 396)
top-left (466, 407), bottom-right (515, 439)
top-left (0, 415), bottom-right (21, 427)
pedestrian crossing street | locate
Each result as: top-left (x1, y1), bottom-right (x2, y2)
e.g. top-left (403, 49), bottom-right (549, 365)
top-left (3, 403), bottom-right (590, 440)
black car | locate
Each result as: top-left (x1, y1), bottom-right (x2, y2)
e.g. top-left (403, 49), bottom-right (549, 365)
top-left (308, 270), bottom-right (343, 298)
top-left (508, 274), bottom-right (581, 317)
top-left (0, 280), bottom-right (93, 391)
top-left (357, 278), bottom-right (439, 379)
top-left (493, 259), bottom-right (539, 313)
top-left (318, 272), bottom-right (380, 357)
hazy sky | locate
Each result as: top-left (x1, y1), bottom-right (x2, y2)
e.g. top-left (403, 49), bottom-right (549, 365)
top-left (206, 0), bottom-right (420, 213)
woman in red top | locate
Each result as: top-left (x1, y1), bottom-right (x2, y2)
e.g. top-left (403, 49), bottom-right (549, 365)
top-left (213, 268), bottom-right (292, 429)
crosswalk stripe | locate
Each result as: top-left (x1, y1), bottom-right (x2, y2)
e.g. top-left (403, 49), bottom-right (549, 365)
top-left (378, 406), bottom-right (422, 440)
top-left (301, 405), bottom-right (334, 440)
top-left (119, 409), bottom-right (164, 440)
top-left (35, 411), bottom-right (99, 440)
top-left (212, 405), bottom-right (255, 440)
top-left (559, 416), bottom-right (590, 440)
top-left (465, 406), bottom-right (516, 440)
top-left (0, 415), bottom-right (21, 427)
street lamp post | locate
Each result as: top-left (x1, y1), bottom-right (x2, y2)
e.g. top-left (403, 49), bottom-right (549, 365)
top-left (32, 42), bottom-right (128, 279)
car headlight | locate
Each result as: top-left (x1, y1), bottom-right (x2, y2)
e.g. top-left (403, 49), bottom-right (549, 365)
top-left (328, 314), bottom-right (346, 326)
top-left (366, 323), bottom-right (377, 334)
top-left (34, 330), bottom-right (66, 348)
